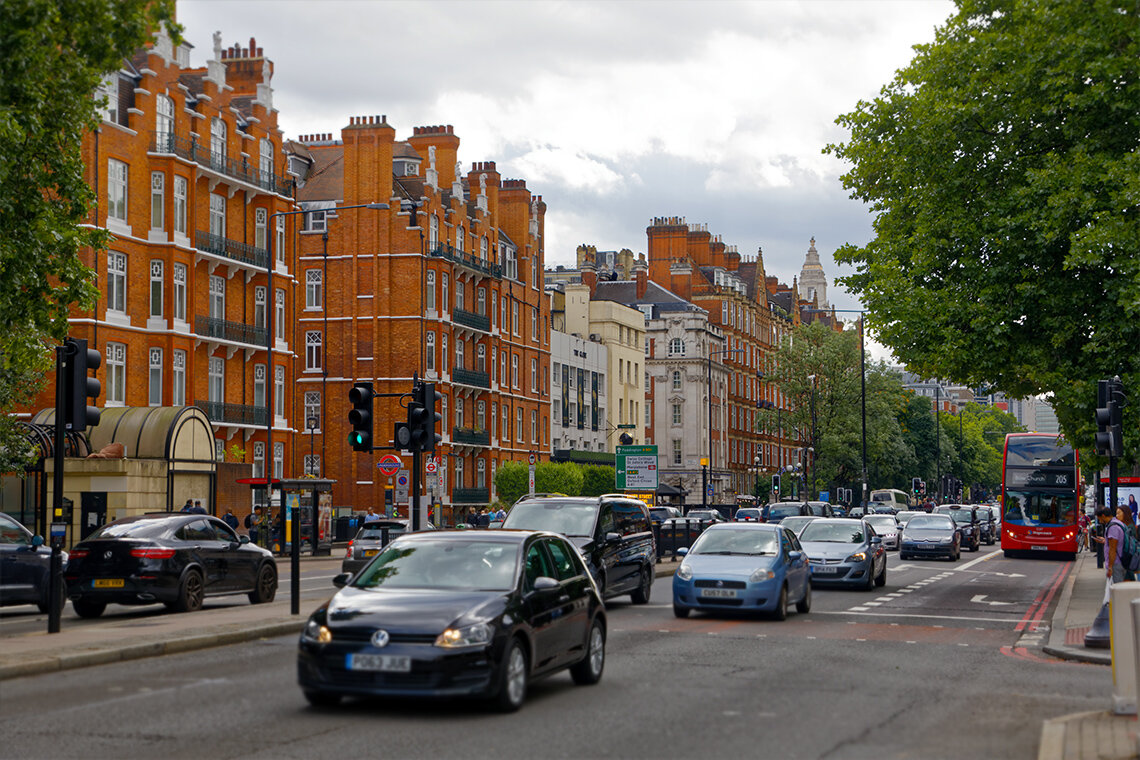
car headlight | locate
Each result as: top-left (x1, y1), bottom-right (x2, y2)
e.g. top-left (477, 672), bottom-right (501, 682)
top-left (435, 622), bottom-right (494, 649)
top-left (749, 568), bottom-right (776, 583)
top-left (676, 563), bottom-right (693, 581)
top-left (302, 619), bottom-right (332, 644)
top-left (846, 552), bottom-right (867, 563)
top-left (939, 537), bottom-right (952, 544)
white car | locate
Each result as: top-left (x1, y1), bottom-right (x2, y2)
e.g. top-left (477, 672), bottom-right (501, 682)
top-left (864, 514), bottom-right (901, 550)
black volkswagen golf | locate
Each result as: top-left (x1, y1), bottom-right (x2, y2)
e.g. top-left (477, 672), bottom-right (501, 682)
top-left (297, 530), bottom-right (607, 712)
top-left (65, 513), bottom-right (278, 617)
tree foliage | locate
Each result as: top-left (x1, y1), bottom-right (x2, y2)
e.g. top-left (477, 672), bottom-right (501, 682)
top-left (0, 0), bottom-right (178, 473)
top-left (825, 0), bottom-right (1140, 467)
top-left (579, 465), bottom-right (616, 497)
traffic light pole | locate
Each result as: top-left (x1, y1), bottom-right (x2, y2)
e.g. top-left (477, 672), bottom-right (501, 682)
top-left (48, 343), bottom-right (71, 634)
top-left (411, 449), bottom-right (422, 532)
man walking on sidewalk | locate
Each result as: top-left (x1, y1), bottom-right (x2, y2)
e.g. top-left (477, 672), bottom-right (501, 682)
top-left (1100, 507), bottom-right (1126, 584)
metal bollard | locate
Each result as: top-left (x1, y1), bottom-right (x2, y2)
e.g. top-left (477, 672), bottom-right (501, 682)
top-left (1110, 582), bottom-right (1140, 714)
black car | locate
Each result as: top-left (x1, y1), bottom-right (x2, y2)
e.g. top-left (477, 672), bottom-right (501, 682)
top-left (934, 505), bottom-right (981, 552)
top-left (342, 519), bottom-right (435, 575)
top-left (649, 506), bottom-right (681, 526)
top-left (974, 506), bottom-right (998, 545)
top-left (0, 513), bottom-right (65, 614)
top-left (501, 494), bottom-right (655, 603)
top-left (763, 502), bottom-right (810, 522)
top-left (297, 530), bottom-right (607, 711)
top-left (65, 513), bottom-right (278, 617)
top-left (899, 513), bottom-right (962, 561)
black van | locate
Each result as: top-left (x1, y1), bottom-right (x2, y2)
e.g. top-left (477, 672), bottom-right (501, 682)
top-left (502, 493), bottom-right (656, 604)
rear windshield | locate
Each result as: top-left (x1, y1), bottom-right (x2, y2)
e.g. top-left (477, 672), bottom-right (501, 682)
top-left (907, 515), bottom-right (954, 530)
top-left (767, 504), bottom-right (803, 520)
top-left (355, 523), bottom-right (408, 541)
top-left (865, 516), bottom-right (897, 531)
top-left (799, 522), bottom-right (864, 544)
top-left (502, 500), bottom-right (597, 536)
top-left (736, 509), bottom-right (761, 518)
top-left (88, 518), bottom-right (175, 539)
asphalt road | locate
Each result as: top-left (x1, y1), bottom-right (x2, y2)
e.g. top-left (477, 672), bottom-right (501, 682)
top-left (0, 545), bottom-right (1110, 759)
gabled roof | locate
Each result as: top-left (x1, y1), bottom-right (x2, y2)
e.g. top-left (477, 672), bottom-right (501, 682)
top-left (296, 145), bottom-right (344, 202)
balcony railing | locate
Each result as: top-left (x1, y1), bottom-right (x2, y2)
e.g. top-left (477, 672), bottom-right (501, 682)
top-left (195, 230), bottom-right (269, 269)
top-left (195, 316), bottom-right (268, 347)
top-left (453, 308), bottom-right (491, 332)
top-left (452, 488), bottom-right (490, 504)
top-left (452, 367), bottom-right (490, 389)
top-left (452, 427), bottom-right (490, 446)
top-left (194, 400), bottom-right (268, 427)
top-left (151, 131), bottom-right (292, 196)
top-left (429, 243), bottom-right (502, 279)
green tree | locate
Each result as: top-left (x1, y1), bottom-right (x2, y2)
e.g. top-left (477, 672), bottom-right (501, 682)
top-left (494, 461), bottom-right (529, 507)
top-left (535, 462), bottom-right (583, 497)
top-left (826, 0), bottom-right (1140, 467)
top-left (0, 0), bottom-right (178, 473)
top-left (579, 465), bottom-right (616, 497)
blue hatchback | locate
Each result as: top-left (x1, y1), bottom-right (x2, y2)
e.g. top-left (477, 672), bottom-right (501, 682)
top-left (672, 523), bottom-right (811, 620)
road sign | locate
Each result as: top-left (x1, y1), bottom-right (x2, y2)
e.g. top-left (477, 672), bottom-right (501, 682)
top-left (425, 459), bottom-right (438, 474)
top-left (528, 452), bottom-right (536, 465)
top-left (616, 445), bottom-right (658, 491)
top-left (705, 484), bottom-right (714, 501)
top-left (376, 454), bottom-right (401, 476)
top-left (617, 424), bottom-right (636, 429)
top-left (394, 469), bottom-right (409, 502)
top-left (529, 464), bottom-right (536, 495)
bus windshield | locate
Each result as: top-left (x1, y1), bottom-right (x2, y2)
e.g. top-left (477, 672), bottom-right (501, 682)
top-left (1003, 491), bottom-right (1078, 527)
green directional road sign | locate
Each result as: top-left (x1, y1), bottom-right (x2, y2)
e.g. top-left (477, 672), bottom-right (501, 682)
top-left (616, 445), bottom-right (658, 491)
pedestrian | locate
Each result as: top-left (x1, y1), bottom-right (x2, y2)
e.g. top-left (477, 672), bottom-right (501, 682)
top-left (496, 506), bottom-right (507, 522)
top-left (364, 508), bottom-right (380, 523)
top-left (245, 506), bottom-right (263, 545)
top-left (1100, 507), bottom-right (1127, 585)
top-left (1116, 506), bottom-right (1138, 581)
top-left (223, 508), bottom-right (239, 530)
top-left (191, 499), bottom-right (206, 514)
top-left (1130, 494), bottom-right (1139, 525)
top-left (466, 509), bottom-right (478, 528)
top-left (181, 498), bottom-right (194, 513)
top-left (477, 509), bottom-right (490, 528)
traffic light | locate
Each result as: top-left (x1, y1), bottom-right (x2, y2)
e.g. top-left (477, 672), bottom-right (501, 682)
top-left (771, 473), bottom-right (781, 496)
top-left (1095, 377), bottom-right (1125, 458)
top-left (920, 480), bottom-right (926, 496)
top-left (912, 477), bottom-right (921, 496)
top-left (408, 381), bottom-right (442, 452)
top-left (63, 338), bottom-right (101, 431)
top-left (348, 382), bottom-right (374, 452)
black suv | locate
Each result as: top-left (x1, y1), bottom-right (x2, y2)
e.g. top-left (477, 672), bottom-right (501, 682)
top-left (934, 505), bottom-right (982, 552)
top-left (502, 494), bottom-right (656, 604)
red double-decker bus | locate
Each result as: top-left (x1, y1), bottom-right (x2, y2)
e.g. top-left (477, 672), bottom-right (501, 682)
top-left (1001, 433), bottom-right (1080, 558)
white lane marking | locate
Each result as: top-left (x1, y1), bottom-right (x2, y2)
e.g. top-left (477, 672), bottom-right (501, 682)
top-left (875, 597), bottom-right (894, 602)
top-left (863, 602), bottom-right (883, 606)
top-left (970, 594), bottom-right (1013, 606)
top-left (856, 638), bottom-right (867, 642)
top-left (848, 606), bottom-right (871, 612)
top-left (816, 610), bottom-right (1016, 624)
top-left (897, 588), bottom-right (915, 593)
top-left (885, 593), bottom-right (904, 598)
top-left (956, 551), bottom-right (1001, 572)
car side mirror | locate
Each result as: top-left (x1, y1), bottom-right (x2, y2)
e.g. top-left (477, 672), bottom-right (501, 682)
top-left (870, 536), bottom-right (882, 545)
top-left (677, 547), bottom-right (689, 557)
top-left (333, 572), bottom-right (351, 588)
top-left (31, 535), bottom-right (44, 547)
top-left (531, 576), bottom-right (559, 592)
top-left (605, 532), bottom-right (621, 544)
top-left (788, 550), bottom-right (803, 561)
top-left (239, 535), bottom-right (250, 545)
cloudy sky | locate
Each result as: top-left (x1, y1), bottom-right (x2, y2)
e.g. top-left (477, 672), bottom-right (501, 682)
top-left (178, 0), bottom-right (955, 352)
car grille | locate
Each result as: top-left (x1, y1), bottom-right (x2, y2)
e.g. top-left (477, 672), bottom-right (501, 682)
top-left (319, 668), bottom-right (440, 688)
top-left (697, 597), bottom-right (744, 606)
top-left (694, 579), bottom-right (746, 589)
top-left (812, 558), bottom-right (844, 565)
top-left (332, 628), bottom-right (438, 645)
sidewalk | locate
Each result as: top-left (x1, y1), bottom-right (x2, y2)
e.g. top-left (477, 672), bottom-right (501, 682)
top-left (1039, 549), bottom-right (1138, 760)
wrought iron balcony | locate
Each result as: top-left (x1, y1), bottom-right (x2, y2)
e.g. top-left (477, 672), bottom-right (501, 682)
top-left (195, 316), bottom-right (268, 347)
top-left (194, 400), bottom-right (268, 427)
top-left (452, 488), bottom-right (490, 504)
top-left (452, 367), bottom-right (490, 389)
top-left (429, 243), bottom-right (502, 279)
top-left (195, 230), bottom-right (269, 269)
top-left (452, 427), bottom-right (490, 446)
top-left (453, 308), bottom-right (491, 332)
top-left (151, 131), bottom-right (292, 196)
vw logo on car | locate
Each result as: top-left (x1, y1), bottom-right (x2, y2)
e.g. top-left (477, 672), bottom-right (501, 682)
top-left (370, 629), bottom-right (390, 648)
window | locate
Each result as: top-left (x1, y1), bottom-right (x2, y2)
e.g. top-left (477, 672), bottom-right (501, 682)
top-left (646, 403), bottom-right (652, 426)
top-left (306, 269), bottom-right (322, 309)
top-left (491, 402), bottom-right (497, 437)
top-left (429, 215), bottom-right (438, 249)
top-left (672, 403), bottom-right (682, 425)
top-left (107, 343), bottom-right (126, 404)
top-left (476, 343), bottom-right (486, 373)
top-left (107, 159), bottom-right (127, 222)
top-left (306, 331), bottom-right (322, 371)
top-left (304, 455), bottom-right (320, 478)
top-left (253, 442), bottom-right (265, 478)
top-left (668, 338), bottom-right (684, 356)
top-left (499, 295), bottom-right (507, 332)
top-left (455, 338), bottom-right (464, 371)
top-left (672, 371), bottom-right (682, 391)
top-left (149, 260), bottom-right (163, 317)
top-left (275, 366), bottom-right (285, 417)
top-left (304, 392), bottom-right (321, 431)
top-left (457, 225), bottom-right (465, 252)
top-left (253, 364), bottom-right (266, 408)
top-left (259, 138), bottom-right (273, 181)
top-left (148, 348), bottom-right (163, 406)
top-left (150, 172), bottom-right (164, 230)
top-left (455, 281), bottom-right (464, 311)
top-left (530, 358), bottom-right (538, 392)
top-left (441, 273), bottom-right (449, 313)
top-left (273, 442), bottom-right (283, 479)
top-left (502, 405), bottom-right (510, 442)
top-left (673, 439), bottom-right (683, 465)
top-left (209, 275), bottom-right (225, 319)
top-left (511, 354), bottom-right (519, 388)
top-left (208, 356), bottom-right (224, 402)
top-left (107, 252), bottom-right (127, 313)
top-left (441, 333), bottom-right (448, 373)
top-left (454, 457), bottom-right (464, 490)
top-left (531, 308), bottom-right (538, 341)
top-left (172, 350), bottom-right (186, 406)
top-left (477, 459), bottom-right (486, 488)
top-left (275, 289), bottom-right (285, 340)
top-left (209, 193), bottom-right (225, 236)
top-left (173, 176), bottom-right (187, 235)
top-left (255, 208), bottom-right (267, 251)
top-left (516, 407), bottom-right (524, 441)
top-left (254, 286), bottom-right (266, 329)
top-left (426, 271), bottom-right (436, 310)
top-left (531, 410), bottom-right (537, 443)
top-left (512, 301), bottom-right (520, 335)
top-left (156, 94), bottom-right (174, 144)
top-left (210, 117), bottom-right (226, 168)
top-left (305, 210), bottom-right (326, 232)
top-left (276, 216), bottom-right (285, 264)
top-left (477, 287), bottom-right (486, 316)
top-left (426, 333), bottom-right (436, 372)
top-left (98, 72), bottom-right (118, 122)
top-left (455, 397), bottom-right (464, 428)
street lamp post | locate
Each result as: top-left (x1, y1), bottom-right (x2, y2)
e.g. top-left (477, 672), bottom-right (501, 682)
top-left (806, 374), bottom-right (818, 499)
top-left (706, 346), bottom-right (745, 508)
top-left (753, 455), bottom-right (761, 501)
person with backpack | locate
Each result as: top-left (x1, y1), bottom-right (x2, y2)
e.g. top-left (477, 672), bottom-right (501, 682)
top-left (1102, 506), bottom-right (1129, 584)
top-left (1115, 507), bottom-right (1139, 581)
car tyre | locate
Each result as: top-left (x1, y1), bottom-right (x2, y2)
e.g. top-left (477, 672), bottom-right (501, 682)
top-left (171, 569), bottom-right (204, 613)
top-left (772, 584), bottom-right (788, 621)
top-left (875, 561), bottom-right (887, 587)
top-left (570, 617), bottom-right (606, 685)
top-left (795, 581), bottom-right (811, 614)
top-left (493, 638), bottom-right (528, 712)
top-left (630, 566), bottom-right (652, 605)
top-left (303, 690), bottom-right (341, 708)
top-left (72, 597), bottom-right (106, 619)
top-left (673, 604), bottom-right (690, 618)
top-left (248, 563), bottom-right (277, 604)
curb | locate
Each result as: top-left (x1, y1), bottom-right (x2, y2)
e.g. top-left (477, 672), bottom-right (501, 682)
top-left (1042, 552), bottom-right (1111, 666)
top-left (0, 620), bottom-right (304, 682)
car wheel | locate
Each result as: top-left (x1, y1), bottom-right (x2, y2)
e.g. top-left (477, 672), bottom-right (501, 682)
top-left (772, 585), bottom-right (788, 621)
top-left (493, 638), bottom-right (528, 712)
top-left (795, 581), bottom-right (812, 614)
top-left (248, 563), bottom-right (277, 604)
top-left (630, 566), bottom-right (652, 605)
top-left (172, 569), bottom-right (204, 613)
top-left (570, 617), bottom-right (606, 685)
top-left (673, 604), bottom-right (690, 618)
top-left (875, 561), bottom-right (887, 587)
top-left (37, 577), bottom-right (67, 615)
top-left (303, 690), bottom-right (341, 708)
top-left (72, 597), bottom-right (106, 619)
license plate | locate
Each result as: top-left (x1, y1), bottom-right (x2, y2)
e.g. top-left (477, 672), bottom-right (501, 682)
top-left (699, 588), bottom-right (738, 598)
top-left (93, 579), bottom-right (124, 588)
top-left (1031, 545), bottom-right (1047, 551)
top-left (347, 654), bottom-right (411, 672)
top-left (812, 565), bottom-right (839, 574)
top-left (363, 549), bottom-right (378, 557)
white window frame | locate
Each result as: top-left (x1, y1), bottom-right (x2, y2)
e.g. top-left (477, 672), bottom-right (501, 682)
top-left (530, 358), bottom-right (538, 392)
top-left (209, 275), bottom-right (225, 320)
top-left (255, 208), bottom-right (267, 251)
top-left (305, 331), bottom-right (322, 371)
top-left (516, 407), bottom-right (524, 442)
top-left (306, 269), bottom-right (322, 310)
top-left (209, 193), bottom-right (225, 237)
top-left (275, 366), bottom-right (285, 418)
top-left (254, 286), bottom-right (266, 329)
top-left (107, 159), bottom-right (127, 223)
top-left (150, 172), bottom-right (164, 230)
top-left (426, 333), bottom-right (436, 372)
top-left (253, 442), bottom-right (265, 479)
top-left (273, 442), bottom-right (284, 480)
top-left (173, 176), bottom-right (187, 235)
top-left (148, 259), bottom-right (163, 318)
top-left (156, 94), bottom-right (174, 144)
top-left (208, 356), bottom-right (224, 403)
top-left (148, 347), bottom-right (163, 406)
top-left (210, 117), bottom-right (227, 168)
top-left (172, 349), bottom-right (186, 406)
top-left (107, 252), bottom-right (127, 314)
top-left (107, 343), bottom-right (126, 405)
top-left (426, 271), bottom-right (436, 311)
top-left (441, 333), bottom-right (448, 374)
top-left (275, 289), bottom-right (285, 340)
top-left (304, 391), bottom-right (321, 432)
top-left (253, 364), bottom-right (266, 408)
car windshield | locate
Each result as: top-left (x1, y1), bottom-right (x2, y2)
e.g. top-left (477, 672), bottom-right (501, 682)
top-left (687, 511), bottom-right (719, 520)
top-left (806, 503), bottom-right (830, 517)
top-left (690, 529), bottom-right (778, 556)
top-left (736, 509), bottom-right (761, 518)
top-left (865, 516), bottom-right (897, 531)
top-left (896, 512), bottom-right (920, 525)
top-left (355, 523), bottom-right (408, 541)
top-left (87, 518), bottom-right (175, 539)
top-left (501, 500), bottom-right (597, 536)
top-left (907, 515), bottom-right (954, 530)
top-left (780, 517), bottom-right (815, 532)
top-left (352, 539), bottom-right (519, 591)
top-left (767, 505), bottom-right (803, 520)
top-left (799, 522), bottom-right (865, 544)
top-left (944, 509), bottom-right (974, 524)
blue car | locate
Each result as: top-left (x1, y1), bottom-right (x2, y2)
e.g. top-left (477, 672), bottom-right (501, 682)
top-left (672, 523), bottom-right (811, 620)
top-left (798, 518), bottom-right (887, 590)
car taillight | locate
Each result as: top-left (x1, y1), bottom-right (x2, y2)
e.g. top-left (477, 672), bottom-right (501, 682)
top-left (345, 540), bottom-right (354, 559)
top-left (69, 549), bottom-right (89, 559)
top-left (130, 548), bottom-right (176, 559)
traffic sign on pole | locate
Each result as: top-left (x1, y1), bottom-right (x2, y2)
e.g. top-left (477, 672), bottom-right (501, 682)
top-left (376, 454), bottom-right (401, 476)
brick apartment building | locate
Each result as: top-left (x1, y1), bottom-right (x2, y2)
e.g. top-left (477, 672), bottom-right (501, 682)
top-left (288, 121), bottom-right (550, 521)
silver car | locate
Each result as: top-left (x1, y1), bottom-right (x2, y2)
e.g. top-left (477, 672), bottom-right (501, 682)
top-left (864, 514), bottom-right (901, 550)
top-left (341, 519), bottom-right (434, 575)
